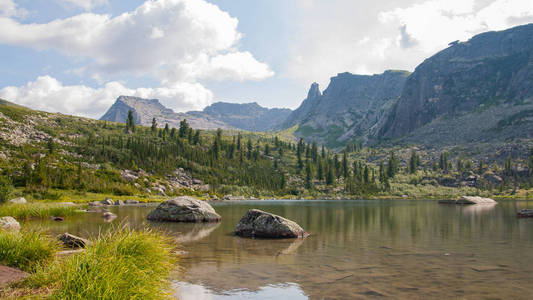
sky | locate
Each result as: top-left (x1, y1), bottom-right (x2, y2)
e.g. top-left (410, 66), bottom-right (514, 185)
top-left (0, 0), bottom-right (532, 119)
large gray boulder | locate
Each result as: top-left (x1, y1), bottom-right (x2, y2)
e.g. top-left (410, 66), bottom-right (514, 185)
top-left (146, 196), bottom-right (221, 223)
top-left (0, 217), bottom-right (20, 231)
top-left (8, 197), bottom-right (26, 204)
top-left (235, 209), bottom-right (307, 238)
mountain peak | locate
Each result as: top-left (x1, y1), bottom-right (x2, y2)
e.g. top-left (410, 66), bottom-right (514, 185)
top-left (307, 82), bottom-right (321, 99)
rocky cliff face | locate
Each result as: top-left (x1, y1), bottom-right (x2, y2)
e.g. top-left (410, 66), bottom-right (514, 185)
top-left (100, 96), bottom-right (292, 131)
top-left (283, 70), bottom-right (409, 146)
top-left (379, 23), bottom-right (533, 142)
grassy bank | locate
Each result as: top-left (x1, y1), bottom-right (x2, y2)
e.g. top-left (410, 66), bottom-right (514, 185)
top-left (2, 227), bottom-right (177, 299)
top-left (0, 203), bottom-right (82, 219)
top-left (0, 230), bottom-right (59, 272)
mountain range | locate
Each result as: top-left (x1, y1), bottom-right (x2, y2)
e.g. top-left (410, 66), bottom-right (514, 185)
top-left (100, 96), bottom-right (291, 132)
top-left (101, 23), bottom-right (533, 148)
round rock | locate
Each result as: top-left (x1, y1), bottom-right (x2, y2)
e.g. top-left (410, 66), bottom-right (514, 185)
top-left (146, 196), bottom-right (221, 223)
top-left (235, 209), bottom-right (307, 239)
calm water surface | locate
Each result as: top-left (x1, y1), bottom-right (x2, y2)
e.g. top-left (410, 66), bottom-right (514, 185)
top-left (28, 200), bottom-right (533, 299)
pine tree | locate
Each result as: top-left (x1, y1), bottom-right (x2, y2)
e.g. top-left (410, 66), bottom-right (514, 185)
top-left (163, 123), bottom-right (170, 137)
top-left (311, 142), bottom-right (318, 163)
top-left (237, 133), bottom-right (242, 150)
top-left (305, 161), bottom-right (313, 190)
top-left (326, 165), bottom-right (335, 185)
top-left (126, 110), bottom-right (135, 133)
top-left (409, 150), bottom-right (419, 174)
top-left (379, 161), bottom-right (385, 183)
top-left (193, 130), bottom-right (201, 145)
top-left (179, 119), bottom-right (190, 137)
top-left (387, 152), bottom-right (399, 178)
top-left (342, 150), bottom-right (349, 178)
top-left (47, 137), bottom-right (54, 154)
top-left (151, 118), bottom-right (157, 133)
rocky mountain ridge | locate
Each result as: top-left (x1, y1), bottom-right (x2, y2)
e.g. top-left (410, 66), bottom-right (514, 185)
top-left (282, 70), bottom-right (410, 146)
top-left (100, 96), bottom-right (291, 131)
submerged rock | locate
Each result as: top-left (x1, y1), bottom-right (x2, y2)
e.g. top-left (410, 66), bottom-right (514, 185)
top-left (124, 199), bottom-right (139, 204)
top-left (115, 199), bottom-right (124, 206)
top-left (8, 197), bottom-right (26, 204)
top-left (146, 196), bottom-right (221, 223)
top-left (88, 201), bottom-right (103, 207)
top-left (58, 233), bottom-right (90, 249)
top-left (102, 212), bottom-right (117, 222)
top-left (0, 216), bottom-right (20, 231)
top-left (517, 209), bottom-right (533, 218)
top-left (235, 209), bottom-right (307, 239)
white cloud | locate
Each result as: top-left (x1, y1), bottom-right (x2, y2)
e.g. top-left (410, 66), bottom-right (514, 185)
top-left (0, 0), bottom-right (274, 118)
top-left (0, 0), bottom-right (274, 83)
top-left (0, 0), bottom-right (27, 18)
top-left (58, 0), bottom-right (109, 11)
top-left (285, 0), bottom-right (533, 87)
top-left (0, 76), bottom-right (213, 118)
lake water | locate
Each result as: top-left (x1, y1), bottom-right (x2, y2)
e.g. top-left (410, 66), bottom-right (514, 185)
top-left (28, 200), bottom-right (533, 299)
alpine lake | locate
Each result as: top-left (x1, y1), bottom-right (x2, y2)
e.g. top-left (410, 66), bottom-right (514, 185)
top-left (25, 200), bottom-right (533, 299)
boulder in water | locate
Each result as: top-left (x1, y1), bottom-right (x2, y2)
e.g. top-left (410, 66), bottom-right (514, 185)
top-left (439, 196), bottom-right (496, 205)
top-left (517, 209), bottom-right (533, 218)
top-left (101, 198), bottom-right (114, 205)
top-left (146, 196), bottom-right (221, 223)
top-left (235, 209), bottom-right (307, 238)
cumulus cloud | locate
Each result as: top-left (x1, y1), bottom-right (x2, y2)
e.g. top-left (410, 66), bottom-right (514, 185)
top-left (0, 0), bottom-right (274, 118)
top-left (58, 0), bottom-right (109, 11)
top-left (0, 0), bottom-right (27, 18)
top-left (0, 0), bottom-right (273, 82)
top-left (285, 0), bottom-right (533, 87)
top-left (0, 76), bottom-right (213, 118)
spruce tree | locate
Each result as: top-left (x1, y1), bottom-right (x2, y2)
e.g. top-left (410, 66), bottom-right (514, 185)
top-left (151, 118), bottom-right (157, 133)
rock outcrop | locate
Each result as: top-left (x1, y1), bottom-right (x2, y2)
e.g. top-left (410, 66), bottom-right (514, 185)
top-left (0, 216), bottom-right (20, 231)
top-left (235, 209), bottom-right (307, 238)
top-left (146, 196), bottom-right (221, 222)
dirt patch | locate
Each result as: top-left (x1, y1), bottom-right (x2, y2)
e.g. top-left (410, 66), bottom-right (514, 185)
top-left (0, 265), bottom-right (29, 287)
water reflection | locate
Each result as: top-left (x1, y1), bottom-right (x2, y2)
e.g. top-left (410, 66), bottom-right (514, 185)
top-left (24, 200), bottom-right (533, 299)
top-left (174, 282), bottom-right (308, 300)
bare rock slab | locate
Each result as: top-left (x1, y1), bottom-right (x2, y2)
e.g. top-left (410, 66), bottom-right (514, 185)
top-left (235, 209), bottom-right (307, 239)
top-left (146, 196), bottom-right (221, 223)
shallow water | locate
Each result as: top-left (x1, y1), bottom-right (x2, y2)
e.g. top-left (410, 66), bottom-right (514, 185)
top-left (28, 200), bottom-right (533, 299)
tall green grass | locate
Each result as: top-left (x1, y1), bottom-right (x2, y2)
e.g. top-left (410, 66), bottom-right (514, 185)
top-left (0, 203), bottom-right (81, 219)
top-left (26, 226), bottom-right (177, 300)
top-left (0, 230), bottom-right (59, 272)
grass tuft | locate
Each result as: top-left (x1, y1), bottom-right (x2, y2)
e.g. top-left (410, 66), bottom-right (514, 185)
top-left (0, 203), bottom-right (81, 220)
top-left (25, 225), bottom-right (177, 300)
top-left (0, 230), bottom-right (59, 272)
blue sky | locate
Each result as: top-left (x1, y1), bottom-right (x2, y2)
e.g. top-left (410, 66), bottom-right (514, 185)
top-left (0, 0), bottom-right (532, 118)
